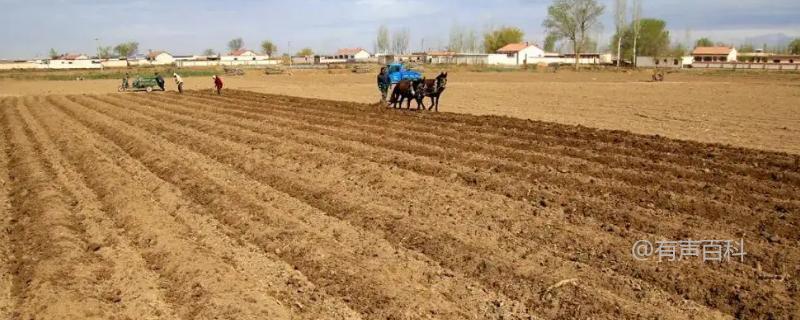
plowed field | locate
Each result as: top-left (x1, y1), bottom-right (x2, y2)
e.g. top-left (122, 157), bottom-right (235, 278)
top-left (1, 90), bottom-right (798, 319)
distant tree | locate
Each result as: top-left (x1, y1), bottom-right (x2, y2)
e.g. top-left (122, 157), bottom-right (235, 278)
top-left (296, 48), bottom-right (314, 56)
top-left (228, 37), bottom-right (244, 52)
top-left (695, 38), bottom-right (714, 48)
top-left (96, 46), bottom-right (112, 59)
top-left (113, 41), bottom-right (139, 58)
top-left (612, 19), bottom-right (670, 59)
top-left (543, 33), bottom-right (559, 52)
top-left (48, 48), bottom-right (59, 59)
top-left (464, 29), bottom-right (481, 53)
top-left (448, 24), bottom-right (481, 53)
top-left (483, 26), bottom-right (524, 53)
top-left (449, 24), bottom-right (465, 52)
top-left (543, 0), bottom-right (605, 70)
top-left (613, 0), bottom-right (627, 67)
top-left (261, 40), bottom-right (277, 56)
top-left (670, 43), bottom-right (687, 57)
top-left (113, 41), bottom-right (139, 66)
top-left (376, 25), bottom-right (390, 54)
top-left (790, 38), bottom-right (800, 55)
top-left (391, 28), bottom-right (410, 54)
top-left (738, 43), bottom-right (755, 53)
top-left (630, 0), bottom-right (642, 64)
top-left (202, 48), bottom-right (217, 56)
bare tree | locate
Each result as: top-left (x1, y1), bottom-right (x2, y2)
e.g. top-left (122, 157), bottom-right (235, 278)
top-left (614, 0), bottom-right (627, 67)
top-left (97, 46), bottom-right (112, 59)
top-left (543, 0), bottom-right (605, 70)
top-left (631, 0), bottom-right (642, 66)
top-left (376, 25), bottom-right (390, 54)
top-left (449, 23), bottom-right (465, 53)
top-left (392, 28), bottom-right (410, 54)
top-left (261, 40), bottom-right (277, 57)
top-left (465, 29), bottom-right (480, 53)
top-left (202, 49), bottom-right (217, 56)
top-left (113, 41), bottom-right (139, 66)
top-left (228, 37), bottom-right (244, 53)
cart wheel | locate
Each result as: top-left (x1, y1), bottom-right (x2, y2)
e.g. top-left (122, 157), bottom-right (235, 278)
top-left (146, 86), bottom-right (153, 93)
top-left (118, 86), bottom-right (125, 92)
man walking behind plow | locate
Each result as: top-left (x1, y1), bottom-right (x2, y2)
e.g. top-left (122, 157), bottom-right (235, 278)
top-left (377, 67), bottom-right (390, 105)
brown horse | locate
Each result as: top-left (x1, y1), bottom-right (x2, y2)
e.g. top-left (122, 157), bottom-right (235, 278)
top-left (389, 79), bottom-right (424, 109)
top-left (418, 72), bottom-right (447, 111)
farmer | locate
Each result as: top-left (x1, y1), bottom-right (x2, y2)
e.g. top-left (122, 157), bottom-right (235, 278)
top-left (173, 73), bottom-right (184, 94)
top-left (121, 73), bottom-right (129, 90)
top-left (155, 72), bottom-right (165, 91)
top-left (213, 75), bottom-right (223, 95)
top-left (377, 67), bottom-right (390, 104)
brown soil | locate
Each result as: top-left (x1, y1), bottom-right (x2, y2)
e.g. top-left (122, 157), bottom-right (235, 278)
top-left (0, 90), bottom-right (797, 319)
top-left (1, 70), bottom-right (798, 154)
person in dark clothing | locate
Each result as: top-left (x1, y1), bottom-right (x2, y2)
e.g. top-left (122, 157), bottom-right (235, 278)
top-left (154, 72), bottom-right (165, 91)
top-left (377, 67), bottom-right (390, 104)
top-left (213, 75), bottom-right (223, 95)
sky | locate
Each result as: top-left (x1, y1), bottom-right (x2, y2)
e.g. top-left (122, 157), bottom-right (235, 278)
top-left (1, 0), bottom-right (798, 59)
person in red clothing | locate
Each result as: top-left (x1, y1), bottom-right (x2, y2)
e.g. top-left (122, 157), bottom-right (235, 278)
top-left (213, 75), bottom-right (223, 95)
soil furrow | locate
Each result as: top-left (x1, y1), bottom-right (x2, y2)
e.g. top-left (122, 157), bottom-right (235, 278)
top-left (199, 90), bottom-right (800, 185)
top-left (46, 95), bottom-right (533, 319)
top-left (127, 93), bottom-right (799, 250)
top-left (30, 100), bottom-right (297, 320)
top-left (76, 94), bottom-right (736, 318)
top-left (2, 100), bottom-right (115, 319)
top-left (109, 92), bottom-right (796, 289)
top-left (29, 98), bottom-right (364, 320)
top-left (169, 92), bottom-right (799, 229)
top-left (0, 99), bottom-right (14, 319)
top-left (16, 97), bottom-right (180, 320)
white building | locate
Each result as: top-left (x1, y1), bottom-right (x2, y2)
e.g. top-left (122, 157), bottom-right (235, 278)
top-left (47, 53), bottom-right (101, 69)
top-left (692, 47), bottom-right (738, 62)
top-left (146, 51), bottom-right (175, 65)
top-left (222, 49), bottom-right (269, 61)
top-left (636, 56), bottom-right (693, 68)
top-left (334, 48), bottom-right (371, 61)
top-left (492, 43), bottom-right (545, 65)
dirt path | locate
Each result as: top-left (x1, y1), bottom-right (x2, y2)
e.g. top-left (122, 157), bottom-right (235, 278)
top-left (0, 91), bottom-right (797, 319)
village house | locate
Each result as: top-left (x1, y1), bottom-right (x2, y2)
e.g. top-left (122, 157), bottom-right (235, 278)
top-left (334, 48), bottom-right (371, 61)
top-left (492, 43), bottom-right (545, 65)
top-left (222, 49), bottom-right (269, 61)
top-left (146, 51), bottom-right (175, 65)
top-left (692, 47), bottom-right (738, 62)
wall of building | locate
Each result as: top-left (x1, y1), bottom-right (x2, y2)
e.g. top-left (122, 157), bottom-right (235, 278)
top-left (488, 53), bottom-right (518, 65)
top-left (691, 62), bottom-right (800, 70)
top-left (221, 53), bottom-right (269, 61)
top-left (353, 51), bottom-right (371, 60)
top-left (47, 59), bottom-right (103, 69)
top-left (101, 59), bottom-right (129, 68)
top-left (220, 60), bottom-right (278, 66)
top-left (152, 53), bottom-right (175, 65)
top-left (636, 56), bottom-right (693, 68)
top-left (0, 62), bottom-right (46, 70)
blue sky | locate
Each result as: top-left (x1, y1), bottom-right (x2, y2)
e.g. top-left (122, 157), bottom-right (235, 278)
top-left (1, 0), bottom-right (798, 59)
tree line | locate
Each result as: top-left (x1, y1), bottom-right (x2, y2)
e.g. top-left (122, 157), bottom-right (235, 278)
top-left (48, 0), bottom-right (800, 63)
